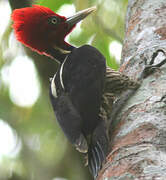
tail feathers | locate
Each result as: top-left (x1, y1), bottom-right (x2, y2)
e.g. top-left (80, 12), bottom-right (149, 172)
top-left (86, 119), bottom-right (108, 178)
top-left (88, 142), bottom-right (106, 178)
top-left (88, 140), bottom-right (107, 178)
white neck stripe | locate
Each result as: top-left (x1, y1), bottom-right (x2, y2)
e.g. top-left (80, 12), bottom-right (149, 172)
top-left (51, 73), bottom-right (57, 98)
top-left (59, 55), bottom-right (68, 90)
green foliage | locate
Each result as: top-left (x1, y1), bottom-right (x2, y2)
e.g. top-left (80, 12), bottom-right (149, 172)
top-left (38, 0), bottom-right (73, 11)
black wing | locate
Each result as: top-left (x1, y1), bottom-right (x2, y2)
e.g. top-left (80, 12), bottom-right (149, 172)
top-left (62, 45), bottom-right (106, 135)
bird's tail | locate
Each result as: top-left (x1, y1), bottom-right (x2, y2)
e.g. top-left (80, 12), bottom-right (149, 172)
top-left (88, 121), bottom-right (109, 179)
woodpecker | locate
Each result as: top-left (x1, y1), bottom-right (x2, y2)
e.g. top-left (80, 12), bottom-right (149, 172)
top-left (12, 5), bottom-right (108, 178)
top-left (11, 4), bottom-right (166, 179)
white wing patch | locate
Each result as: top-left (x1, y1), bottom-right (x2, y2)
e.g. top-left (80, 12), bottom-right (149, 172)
top-left (59, 56), bottom-right (68, 90)
top-left (51, 73), bottom-right (57, 98)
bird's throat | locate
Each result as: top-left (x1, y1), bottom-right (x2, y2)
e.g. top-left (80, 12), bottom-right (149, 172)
top-left (47, 42), bottom-right (75, 64)
top-left (53, 45), bottom-right (72, 55)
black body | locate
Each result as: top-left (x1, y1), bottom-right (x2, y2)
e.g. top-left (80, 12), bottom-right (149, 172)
top-left (49, 45), bottom-right (107, 177)
top-left (50, 45), bottom-right (105, 140)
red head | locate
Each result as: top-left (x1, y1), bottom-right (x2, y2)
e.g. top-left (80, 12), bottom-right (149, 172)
top-left (12, 5), bottom-right (96, 57)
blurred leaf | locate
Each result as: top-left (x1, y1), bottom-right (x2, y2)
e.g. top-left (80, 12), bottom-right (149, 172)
top-left (92, 33), bottom-right (119, 70)
top-left (38, 0), bottom-right (73, 11)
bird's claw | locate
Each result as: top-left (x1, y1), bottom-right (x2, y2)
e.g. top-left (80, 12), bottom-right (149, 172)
top-left (160, 94), bottom-right (166, 103)
top-left (141, 49), bottom-right (166, 78)
top-left (155, 94), bottom-right (166, 104)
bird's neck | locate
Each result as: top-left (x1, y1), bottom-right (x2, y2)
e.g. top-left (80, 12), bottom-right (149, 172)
top-left (47, 42), bottom-right (75, 64)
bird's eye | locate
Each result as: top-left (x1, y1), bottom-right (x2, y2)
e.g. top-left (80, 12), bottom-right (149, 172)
top-left (50, 17), bottom-right (58, 24)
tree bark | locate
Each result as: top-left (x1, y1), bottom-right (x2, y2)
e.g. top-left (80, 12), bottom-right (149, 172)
top-left (98, 0), bottom-right (166, 179)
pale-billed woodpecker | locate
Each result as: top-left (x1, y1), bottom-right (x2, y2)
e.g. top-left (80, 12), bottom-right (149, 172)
top-left (11, 4), bottom-right (166, 179)
top-left (11, 5), bottom-right (108, 178)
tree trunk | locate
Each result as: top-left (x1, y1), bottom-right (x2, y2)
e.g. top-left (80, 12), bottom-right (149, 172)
top-left (98, 0), bottom-right (166, 179)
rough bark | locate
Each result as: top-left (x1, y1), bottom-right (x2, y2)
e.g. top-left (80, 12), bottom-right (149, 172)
top-left (98, 0), bottom-right (166, 179)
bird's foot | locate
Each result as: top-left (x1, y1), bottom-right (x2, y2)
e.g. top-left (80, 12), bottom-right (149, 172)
top-left (75, 134), bottom-right (88, 153)
top-left (140, 49), bottom-right (166, 79)
top-left (155, 94), bottom-right (166, 104)
top-left (159, 94), bottom-right (166, 103)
